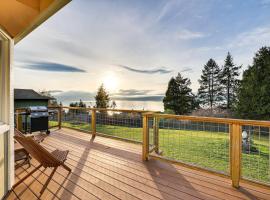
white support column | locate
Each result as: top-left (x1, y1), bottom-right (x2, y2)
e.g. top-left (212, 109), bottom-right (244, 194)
top-left (9, 39), bottom-right (14, 189)
top-left (0, 29), bottom-right (14, 191)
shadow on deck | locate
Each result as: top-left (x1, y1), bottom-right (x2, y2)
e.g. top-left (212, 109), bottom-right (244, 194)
top-left (7, 128), bottom-right (270, 200)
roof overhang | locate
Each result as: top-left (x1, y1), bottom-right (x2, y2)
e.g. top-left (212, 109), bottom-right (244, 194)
top-left (0, 0), bottom-right (71, 44)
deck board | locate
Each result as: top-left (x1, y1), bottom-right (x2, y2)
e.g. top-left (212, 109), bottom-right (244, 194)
top-left (7, 128), bottom-right (270, 200)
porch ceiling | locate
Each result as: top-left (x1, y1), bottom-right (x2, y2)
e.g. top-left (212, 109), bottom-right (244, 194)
top-left (0, 0), bottom-right (71, 44)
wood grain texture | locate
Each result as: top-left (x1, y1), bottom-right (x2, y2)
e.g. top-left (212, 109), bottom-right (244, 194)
top-left (230, 124), bottom-right (241, 188)
top-left (7, 128), bottom-right (270, 200)
top-left (91, 110), bottom-right (96, 136)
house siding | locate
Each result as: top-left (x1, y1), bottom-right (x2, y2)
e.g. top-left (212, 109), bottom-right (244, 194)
top-left (14, 100), bottom-right (49, 109)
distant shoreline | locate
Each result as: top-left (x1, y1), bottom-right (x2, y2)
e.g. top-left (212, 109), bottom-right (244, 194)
top-left (59, 99), bottom-right (164, 112)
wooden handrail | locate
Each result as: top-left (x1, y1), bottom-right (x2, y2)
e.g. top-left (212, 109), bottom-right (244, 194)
top-left (20, 106), bottom-right (270, 127)
top-left (146, 113), bottom-right (270, 127)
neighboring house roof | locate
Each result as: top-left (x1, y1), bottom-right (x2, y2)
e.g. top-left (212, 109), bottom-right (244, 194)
top-left (14, 89), bottom-right (53, 100)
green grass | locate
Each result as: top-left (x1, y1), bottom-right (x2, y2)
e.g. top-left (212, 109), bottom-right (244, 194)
top-left (49, 120), bottom-right (270, 184)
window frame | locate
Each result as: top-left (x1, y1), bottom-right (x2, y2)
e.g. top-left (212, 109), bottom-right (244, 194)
top-left (0, 28), bottom-right (14, 196)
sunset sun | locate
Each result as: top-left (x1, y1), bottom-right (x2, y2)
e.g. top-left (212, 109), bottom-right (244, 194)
top-left (102, 72), bottom-right (119, 92)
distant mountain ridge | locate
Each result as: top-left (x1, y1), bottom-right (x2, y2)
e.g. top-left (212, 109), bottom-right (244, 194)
top-left (54, 91), bottom-right (94, 102)
top-left (54, 90), bottom-right (164, 103)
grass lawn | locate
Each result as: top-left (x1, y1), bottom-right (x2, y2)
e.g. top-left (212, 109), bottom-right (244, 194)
top-left (49, 120), bottom-right (270, 184)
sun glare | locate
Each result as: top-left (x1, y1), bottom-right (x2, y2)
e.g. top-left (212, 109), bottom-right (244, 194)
top-left (102, 72), bottom-right (118, 92)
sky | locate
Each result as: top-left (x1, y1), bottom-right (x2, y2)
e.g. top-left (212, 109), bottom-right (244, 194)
top-left (14, 0), bottom-right (270, 101)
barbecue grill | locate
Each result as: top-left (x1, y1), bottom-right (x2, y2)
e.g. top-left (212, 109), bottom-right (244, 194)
top-left (22, 106), bottom-right (50, 134)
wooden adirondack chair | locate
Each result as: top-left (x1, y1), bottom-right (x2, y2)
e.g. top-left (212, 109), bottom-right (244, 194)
top-left (14, 128), bottom-right (47, 143)
top-left (14, 129), bottom-right (47, 169)
top-left (13, 134), bottom-right (71, 195)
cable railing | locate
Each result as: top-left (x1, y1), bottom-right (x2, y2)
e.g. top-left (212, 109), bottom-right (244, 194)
top-left (241, 125), bottom-right (270, 185)
top-left (142, 113), bottom-right (270, 188)
top-left (151, 118), bottom-right (230, 174)
top-left (53, 106), bottom-right (147, 143)
top-left (48, 107), bottom-right (60, 129)
top-left (95, 109), bottom-right (144, 142)
top-left (15, 106), bottom-right (270, 188)
top-left (60, 107), bottom-right (92, 132)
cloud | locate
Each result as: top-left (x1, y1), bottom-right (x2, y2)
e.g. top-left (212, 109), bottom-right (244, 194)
top-left (180, 67), bottom-right (193, 73)
top-left (261, 0), bottom-right (270, 6)
top-left (176, 30), bottom-right (206, 40)
top-left (54, 90), bottom-right (164, 103)
top-left (111, 89), bottom-right (163, 101)
top-left (156, 1), bottom-right (177, 22)
top-left (228, 26), bottom-right (270, 48)
top-left (20, 62), bottom-right (86, 73)
top-left (112, 95), bottom-right (164, 102)
top-left (117, 64), bottom-right (172, 74)
top-left (113, 89), bottom-right (153, 96)
top-left (51, 34), bottom-right (103, 61)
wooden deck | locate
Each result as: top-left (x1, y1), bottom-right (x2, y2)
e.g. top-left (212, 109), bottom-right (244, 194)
top-left (7, 128), bottom-right (270, 200)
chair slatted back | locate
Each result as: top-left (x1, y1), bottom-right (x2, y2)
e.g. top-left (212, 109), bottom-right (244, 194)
top-left (14, 135), bottom-right (61, 167)
top-left (15, 129), bottom-right (24, 137)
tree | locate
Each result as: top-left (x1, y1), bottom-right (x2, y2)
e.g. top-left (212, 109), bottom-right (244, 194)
top-left (69, 99), bottom-right (86, 114)
top-left (111, 100), bottom-right (117, 109)
top-left (220, 52), bottom-right (241, 109)
top-left (69, 99), bottom-right (86, 108)
top-left (163, 73), bottom-right (195, 115)
top-left (197, 59), bottom-right (222, 110)
top-left (236, 47), bottom-right (270, 120)
top-left (78, 99), bottom-right (86, 108)
top-left (39, 90), bottom-right (58, 106)
top-left (95, 84), bottom-right (110, 108)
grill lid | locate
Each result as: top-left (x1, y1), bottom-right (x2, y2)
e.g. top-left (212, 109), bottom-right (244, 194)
top-left (30, 112), bottom-right (49, 118)
top-left (28, 106), bottom-right (48, 112)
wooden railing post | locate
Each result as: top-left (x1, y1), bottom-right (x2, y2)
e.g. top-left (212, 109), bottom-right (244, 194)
top-left (15, 109), bottom-right (23, 131)
top-left (91, 109), bottom-right (96, 137)
top-left (142, 113), bottom-right (149, 161)
top-left (15, 110), bottom-right (19, 130)
top-left (230, 123), bottom-right (242, 188)
top-left (153, 116), bottom-right (159, 154)
top-left (58, 106), bottom-right (62, 129)
top-left (15, 109), bottom-right (19, 129)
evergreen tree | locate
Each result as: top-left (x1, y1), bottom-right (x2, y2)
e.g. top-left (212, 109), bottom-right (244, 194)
top-left (39, 90), bottom-right (58, 106)
top-left (111, 100), bottom-right (117, 109)
top-left (163, 73), bottom-right (195, 115)
top-left (69, 100), bottom-right (86, 108)
top-left (220, 52), bottom-right (241, 109)
top-left (69, 99), bottom-right (86, 114)
top-left (236, 47), bottom-right (270, 119)
top-left (78, 99), bottom-right (86, 108)
top-left (163, 77), bottom-right (179, 113)
top-left (197, 59), bottom-right (222, 109)
top-left (95, 84), bottom-right (110, 108)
